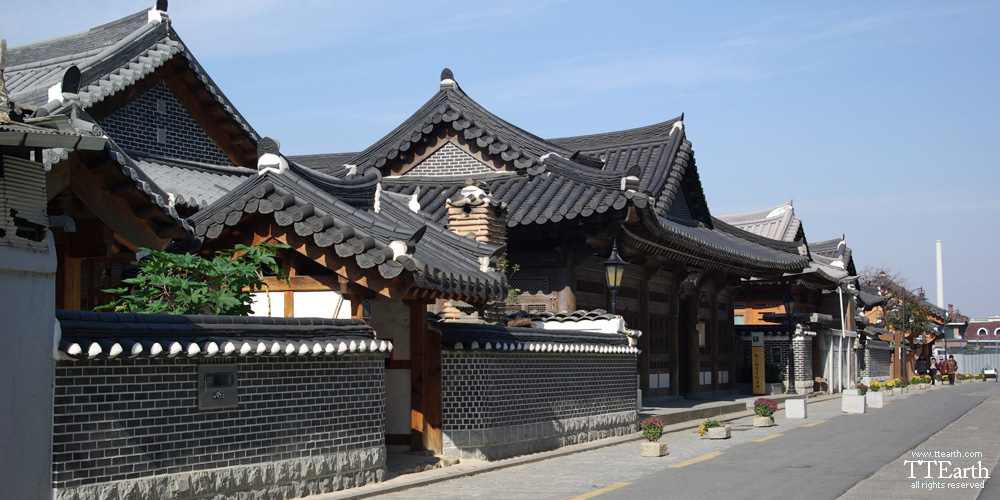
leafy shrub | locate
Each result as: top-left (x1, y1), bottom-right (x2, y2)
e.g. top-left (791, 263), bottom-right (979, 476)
top-left (856, 383), bottom-right (868, 395)
top-left (753, 398), bottom-right (778, 417)
top-left (98, 243), bottom-right (288, 315)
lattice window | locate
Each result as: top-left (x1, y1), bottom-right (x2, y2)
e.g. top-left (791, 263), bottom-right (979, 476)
top-left (510, 277), bottom-right (548, 293)
top-left (649, 313), bottom-right (670, 370)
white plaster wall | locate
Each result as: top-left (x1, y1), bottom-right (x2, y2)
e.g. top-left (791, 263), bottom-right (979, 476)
top-left (249, 291), bottom-right (284, 317)
top-left (293, 291), bottom-right (351, 319)
top-left (0, 237), bottom-right (56, 499)
top-left (368, 297), bottom-right (412, 436)
top-left (249, 291), bottom-right (353, 319)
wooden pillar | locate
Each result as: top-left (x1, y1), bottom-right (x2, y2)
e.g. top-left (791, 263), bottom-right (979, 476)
top-left (56, 252), bottom-right (82, 310)
top-left (638, 271), bottom-right (650, 396)
top-left (710, 290), bottom-right (719, 391)
top-left (669, 287), bottom-right (681, 396)
top-left (409, 300), bottom-right (442, 453)
top-left (282, 259), bottom-right (295, 318)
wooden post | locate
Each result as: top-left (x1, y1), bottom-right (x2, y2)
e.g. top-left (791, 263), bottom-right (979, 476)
top-left (408, 300), bottom-right (441, 453)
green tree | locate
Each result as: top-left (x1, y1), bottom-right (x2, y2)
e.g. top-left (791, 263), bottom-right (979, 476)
top-left (859, 265), bottom-right (933, 343)
top-left (98, 243), bottom-right (288, 315)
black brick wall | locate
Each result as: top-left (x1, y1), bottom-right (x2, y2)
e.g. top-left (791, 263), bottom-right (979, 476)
top-left (52, 356), bottom-right (385, 489)
top-left (441, 352), bottom-right (636, 431)
top-left (98, 80), bottom-right (232, 165)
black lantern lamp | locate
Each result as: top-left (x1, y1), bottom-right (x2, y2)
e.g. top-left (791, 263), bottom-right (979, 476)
top-left (603, 241), bottom-right (627, 315)
top-left (783, 289), bottom-right (797, 395)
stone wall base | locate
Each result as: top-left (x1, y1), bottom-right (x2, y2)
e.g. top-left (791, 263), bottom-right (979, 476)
top-left (53, 446), bottom-right (386, 500)
top-left (442, 410), bottom-right (637, 460)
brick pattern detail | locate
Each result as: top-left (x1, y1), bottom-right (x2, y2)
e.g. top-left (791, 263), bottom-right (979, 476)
top-left (741, 338), bottom-right (790, 368)
top-left (440, 352), bottom-right (637, 459)
top-left (98, 81), bottom-right (232, 165)
top-left (860, 342), bottom-right (893, 382)
top-left (740, 336), bottom-right (812, 393)
top-left (407, 142), bottom-right (493, 177)
top-left (792, 336), bottom-right (813, 393)
top-left (446, 203), bottom-right (507, 247)
top-left (51, 356), bottom-right (386, 494)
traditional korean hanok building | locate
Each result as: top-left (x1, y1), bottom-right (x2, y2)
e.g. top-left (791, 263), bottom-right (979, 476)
top-left (718, 201), bottom-right (859, 393)
top-left (7, 5), bottom-right (643, 489)
top-left (863, 279), bottom-right (949, 378)
top-left (4, 1), bottom-right (253, 311)
top-left (293, 70), bottom-right (810, 399)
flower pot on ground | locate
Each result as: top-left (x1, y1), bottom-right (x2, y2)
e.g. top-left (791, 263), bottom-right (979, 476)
top-left (640, 441), bottom-right (669, 457)
top-left (753, 416), bottom-right (774, 427)
top-left (752, 398), bottom-right (777, 427)
top-left (856, 383), bottom-right (868, 396)
top-left (638, 417), bottom-right (668, 456)
top-left (707, 426), bottom-right (731, 439)
top-left (698, 419), bottom-right (728, 439)
top-left (639, 417), bottom-right (665, 442)
top-left (866, 390), bottom-right (884, 408)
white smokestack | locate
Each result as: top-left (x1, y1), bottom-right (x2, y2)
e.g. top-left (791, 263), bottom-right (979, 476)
top-left (936, 240), bottom-right (944, 308)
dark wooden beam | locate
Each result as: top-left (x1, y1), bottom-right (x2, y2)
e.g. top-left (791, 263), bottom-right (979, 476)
top-left (69, 157), bottom-right (171, 251)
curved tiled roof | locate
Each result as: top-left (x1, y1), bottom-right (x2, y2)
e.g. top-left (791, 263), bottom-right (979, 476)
top-left (55, 309), bottom-right (390, 360)
top-left (189, 162), bottom-right (507, 301)
top-left (716, 200), bottom-right (803, 243)
top-left (345, 83), bottom-right (574, 175)
top-left (6, 8), bottom-right (257, 147)
top-left (134, 154), bottom-right (254, 209)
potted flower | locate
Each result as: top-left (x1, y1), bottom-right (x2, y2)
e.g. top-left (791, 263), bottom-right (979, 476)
top-left (897, 378), bottom-right (908, 393)
top-left (638, 417), bottom-right (668, 457)
top-left (856, 383), bottom-right (868, 395)
top-left (753, 398), bottom-right (778, 427)
top-left (698, 419), bottom-right (729, 439)
top-left (884, 379), bottom-right (895, 395)
top-left (866, 380), bottom-right (884, 408)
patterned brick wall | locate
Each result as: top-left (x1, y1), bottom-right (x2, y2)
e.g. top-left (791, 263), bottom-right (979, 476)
top-left (406, 142), bottom-right (492, 176)
top-left (740, 336), bottom-right (812, 392)
top-left (860, 342), bottom-right (893, 382)
top-left (52, 355), bottom-right (386, 499)
top-left (792, 335), bottom-right (813, 393)
top-left (440, 352), bottom-right (637, 459)
top-left (98, 80), bottom-right (232, 165)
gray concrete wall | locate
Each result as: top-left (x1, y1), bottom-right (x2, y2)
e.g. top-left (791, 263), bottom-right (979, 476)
top-left (0, 235), bottom-right (57, 499)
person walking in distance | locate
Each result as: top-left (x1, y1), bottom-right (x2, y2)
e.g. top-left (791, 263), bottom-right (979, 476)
top-left (929, 357), bottom-right (938, 385)
top-left (916, 354), bottom-right (930, 380)
top-left (937, 356), bottom-right (948, 385)
top-left (946, 355), bottom-right (959, 385)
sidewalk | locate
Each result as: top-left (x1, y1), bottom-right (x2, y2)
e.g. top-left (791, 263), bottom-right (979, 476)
top-left (310, 390), bottom-right (841, 500)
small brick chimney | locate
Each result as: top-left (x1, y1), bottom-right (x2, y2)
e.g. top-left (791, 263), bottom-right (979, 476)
top-left (446, 179), bottom-right (506, 248)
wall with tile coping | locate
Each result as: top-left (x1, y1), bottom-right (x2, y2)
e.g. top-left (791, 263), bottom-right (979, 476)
top-left (860, 341), bottom-right (893, 383)
top-left (440, 351), bottom-right (637, 460)
top-left (51, 355), bottom-right (386, 500)
top-left (98, 80), bottom-right (232, 165)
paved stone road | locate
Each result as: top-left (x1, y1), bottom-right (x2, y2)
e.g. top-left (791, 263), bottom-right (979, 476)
top-left (310, 384), bottom-right (1000, 500)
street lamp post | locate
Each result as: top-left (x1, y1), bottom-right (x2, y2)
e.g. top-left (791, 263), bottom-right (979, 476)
top-left (603, 241), bottom-right (627, 315)
top-left (783, 290), bottom-right (797, 395)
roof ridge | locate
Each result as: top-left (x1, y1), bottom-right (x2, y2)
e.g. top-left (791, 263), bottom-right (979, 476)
top-left (547, 116), bottom-right (683, 149)
top-left (7, 9), bottom-right (150, 59)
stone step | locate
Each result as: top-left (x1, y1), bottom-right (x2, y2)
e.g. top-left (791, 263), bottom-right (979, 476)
top-left (387, 453), bottom-right (461, 475)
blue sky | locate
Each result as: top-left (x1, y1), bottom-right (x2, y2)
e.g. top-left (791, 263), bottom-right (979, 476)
top-left (5, 1), bottom-right (999, 317)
